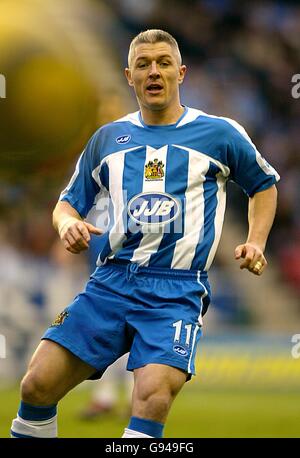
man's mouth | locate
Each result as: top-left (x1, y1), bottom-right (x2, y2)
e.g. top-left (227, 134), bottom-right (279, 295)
top-left (146, 83), bottom-right (163, 94)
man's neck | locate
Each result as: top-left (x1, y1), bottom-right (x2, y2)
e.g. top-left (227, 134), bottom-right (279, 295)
top-left (140, 104), bottom-right (185, 126)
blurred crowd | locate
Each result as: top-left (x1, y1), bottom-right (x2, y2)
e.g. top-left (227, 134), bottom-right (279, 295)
top-left (104, 0), bottom-right (300, 295)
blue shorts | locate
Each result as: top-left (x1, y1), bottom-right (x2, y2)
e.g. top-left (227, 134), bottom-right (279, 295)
top-left (42, 260), bottom-right (211, 380)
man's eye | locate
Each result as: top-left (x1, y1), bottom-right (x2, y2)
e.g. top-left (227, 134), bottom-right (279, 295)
top-left (137, 63), bottom-right (147, 68)
top-left (160, 62), bottom-right (170, 67)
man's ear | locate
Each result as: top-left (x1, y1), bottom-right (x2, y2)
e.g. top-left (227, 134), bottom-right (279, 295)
top-left (178, 65), bottom-right (187, 85)
top-left (125, 68), bottom-right (134, 87)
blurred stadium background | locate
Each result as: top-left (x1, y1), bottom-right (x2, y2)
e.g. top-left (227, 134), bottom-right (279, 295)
top-left (0, 0), bottom-right (300, 438)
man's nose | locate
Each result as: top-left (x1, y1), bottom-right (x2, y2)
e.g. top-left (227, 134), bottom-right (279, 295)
top-left (149, 61), bottom-right (160, 77)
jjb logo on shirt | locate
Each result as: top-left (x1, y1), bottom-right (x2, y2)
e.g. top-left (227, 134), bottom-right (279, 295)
top-left (128, 192), bottom-right (180, 226)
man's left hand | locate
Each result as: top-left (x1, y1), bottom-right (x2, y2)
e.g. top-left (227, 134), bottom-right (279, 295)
top-left (234, 243), bottom-right (267, 276)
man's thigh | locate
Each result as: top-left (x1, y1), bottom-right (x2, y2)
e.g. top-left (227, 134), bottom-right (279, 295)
top-left (42, 270), bottom-right (133, 379)
top-left (126, 274), bottom-right (206, 378)
top-left (24, 339), bottom-right (96, 400)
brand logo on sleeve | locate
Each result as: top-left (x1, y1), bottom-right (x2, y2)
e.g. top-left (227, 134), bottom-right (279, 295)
top-left (116, 134), bottom-right (131, 144)
top-left (127, 192), bottom-right (180, 226)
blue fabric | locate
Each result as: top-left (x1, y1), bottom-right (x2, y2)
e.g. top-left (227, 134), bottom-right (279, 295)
top-left (148, 144), bottom-right (189, 267)
top-left (11, 430), bottom-right (38, 438)
top-left (60, 107), bottom-right (279, 271)
top-left (18, 401), bottom-right (57, 421)
top-left (191, 162), bottom-right (219, 270)
top-left (42, 262), bottom-right (208, 380)
top-left (128, 416), bottom-right (164, 438)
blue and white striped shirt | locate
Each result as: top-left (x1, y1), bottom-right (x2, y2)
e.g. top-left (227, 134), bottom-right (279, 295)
top-left (60, 107), bottom-right (279, 272)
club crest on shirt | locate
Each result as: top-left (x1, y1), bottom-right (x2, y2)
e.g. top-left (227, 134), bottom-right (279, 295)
top-left (50, 310), bottom-right (69, 327)
top-left (145, 159), bottom-right (164, 181)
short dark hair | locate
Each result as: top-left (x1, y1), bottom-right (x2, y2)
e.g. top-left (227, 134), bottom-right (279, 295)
top-left (128, 29), bottom-right (182, 67)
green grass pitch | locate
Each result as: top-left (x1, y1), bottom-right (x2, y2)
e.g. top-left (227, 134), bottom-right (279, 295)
top-left (1, 383), bottom-right (300, 438)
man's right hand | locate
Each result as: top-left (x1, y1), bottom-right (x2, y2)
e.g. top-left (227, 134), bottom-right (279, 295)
top-left (58, 217), bottom-right (102, 254)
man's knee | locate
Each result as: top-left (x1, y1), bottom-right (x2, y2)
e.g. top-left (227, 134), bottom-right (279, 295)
top-left (143, 390), bottom-right (172, 413)
top-left (135, 379), bottom-right (172, 404)
top-left (134, 365), bottom-right (186, 400)
top-left (132, 364), bottom-right (187, 421)
top-left (20, 371), bottom-right (57, 406)
top-left (133, 378), bottom-right (176, 418)
top-left (133, 383), bottom-right (173, 421)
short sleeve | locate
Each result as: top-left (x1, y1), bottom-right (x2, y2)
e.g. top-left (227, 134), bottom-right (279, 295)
top-left (59, 131), bottom-right (101, 217)
top-left (226, 120), bottom-right (280, 197)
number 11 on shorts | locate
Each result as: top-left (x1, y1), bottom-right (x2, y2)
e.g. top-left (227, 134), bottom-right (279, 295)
top-left (172, 320), bottom-right (192, 346)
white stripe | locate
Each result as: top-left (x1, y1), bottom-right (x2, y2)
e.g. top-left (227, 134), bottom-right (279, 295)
top-left (98, 146), bottom-right (142, 168)
top-left (86, 188), bottom-right (110, 231)
top-left (59, 151), bottom-right (84, 200)
top-left (142, 145), bottom-right (167, 193)
top-left (90, 165), bottom-right (110, 229)
top-left (90, 150), bottom-right (142, 235)
top-left (91, 163), bottom-right (103, 188)
top-left (204, 172), bottom-right (227, 271)
top-left (188, 325), bottom-right (200, 374)
top-left (171, 149), bottom-right (210, 269)
top-left (107, 152), bottom-right (127, 253)
top-left (255, 150), bottom-right (280, 180)
top-left (197, 275), bottom-right (208, 327)
top-left (218, 116), bottom-right (279, 180)
top-left (114, 111), bottom-right (144, 127)
top-left (60, 145), bottom-right (142, 202)
top-left (176, 107), bottom-right (206, 128)
top-left (187, 282), bottom-right (208, 373)
top-left (89, 146), bottom-right (143, 260)
top-left (11, 415), bottom-right (57, 438)
top-left (131, 145), bottom-right (168, 266)
top-left (173, 144), bottom-right (230, 177)
top-left (194, 111), bottom-right (280, 181)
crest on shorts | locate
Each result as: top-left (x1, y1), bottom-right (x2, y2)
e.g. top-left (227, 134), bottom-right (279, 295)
top-left (50, 310), bottom-right (69, 327)
top-left (145, 159), bottom-right (164, 180)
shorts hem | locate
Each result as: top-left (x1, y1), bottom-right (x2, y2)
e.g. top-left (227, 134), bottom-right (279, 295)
top-left (127, 358), bottom-right (195, 377)
top-left (41, 334), bottom-right (103, 376)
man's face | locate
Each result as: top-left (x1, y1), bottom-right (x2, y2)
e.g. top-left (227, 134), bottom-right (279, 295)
top-left (125, 42), bottom-right (186, 113)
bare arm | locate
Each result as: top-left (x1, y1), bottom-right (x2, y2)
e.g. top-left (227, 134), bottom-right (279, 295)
top-left (53, 200), bottom-right (102, 254)
top-left (235, 184), bottom-right (278, 275)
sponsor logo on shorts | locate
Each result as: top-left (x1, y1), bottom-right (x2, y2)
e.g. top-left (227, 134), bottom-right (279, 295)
top-left (127, 192), bottom-right (180, 226)
top-left (116, 134), bottom-right (131, 144)
top-left (50, 310), bottom-right (69, 327)
top-left (173, 345), bottom-right (188, 356)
